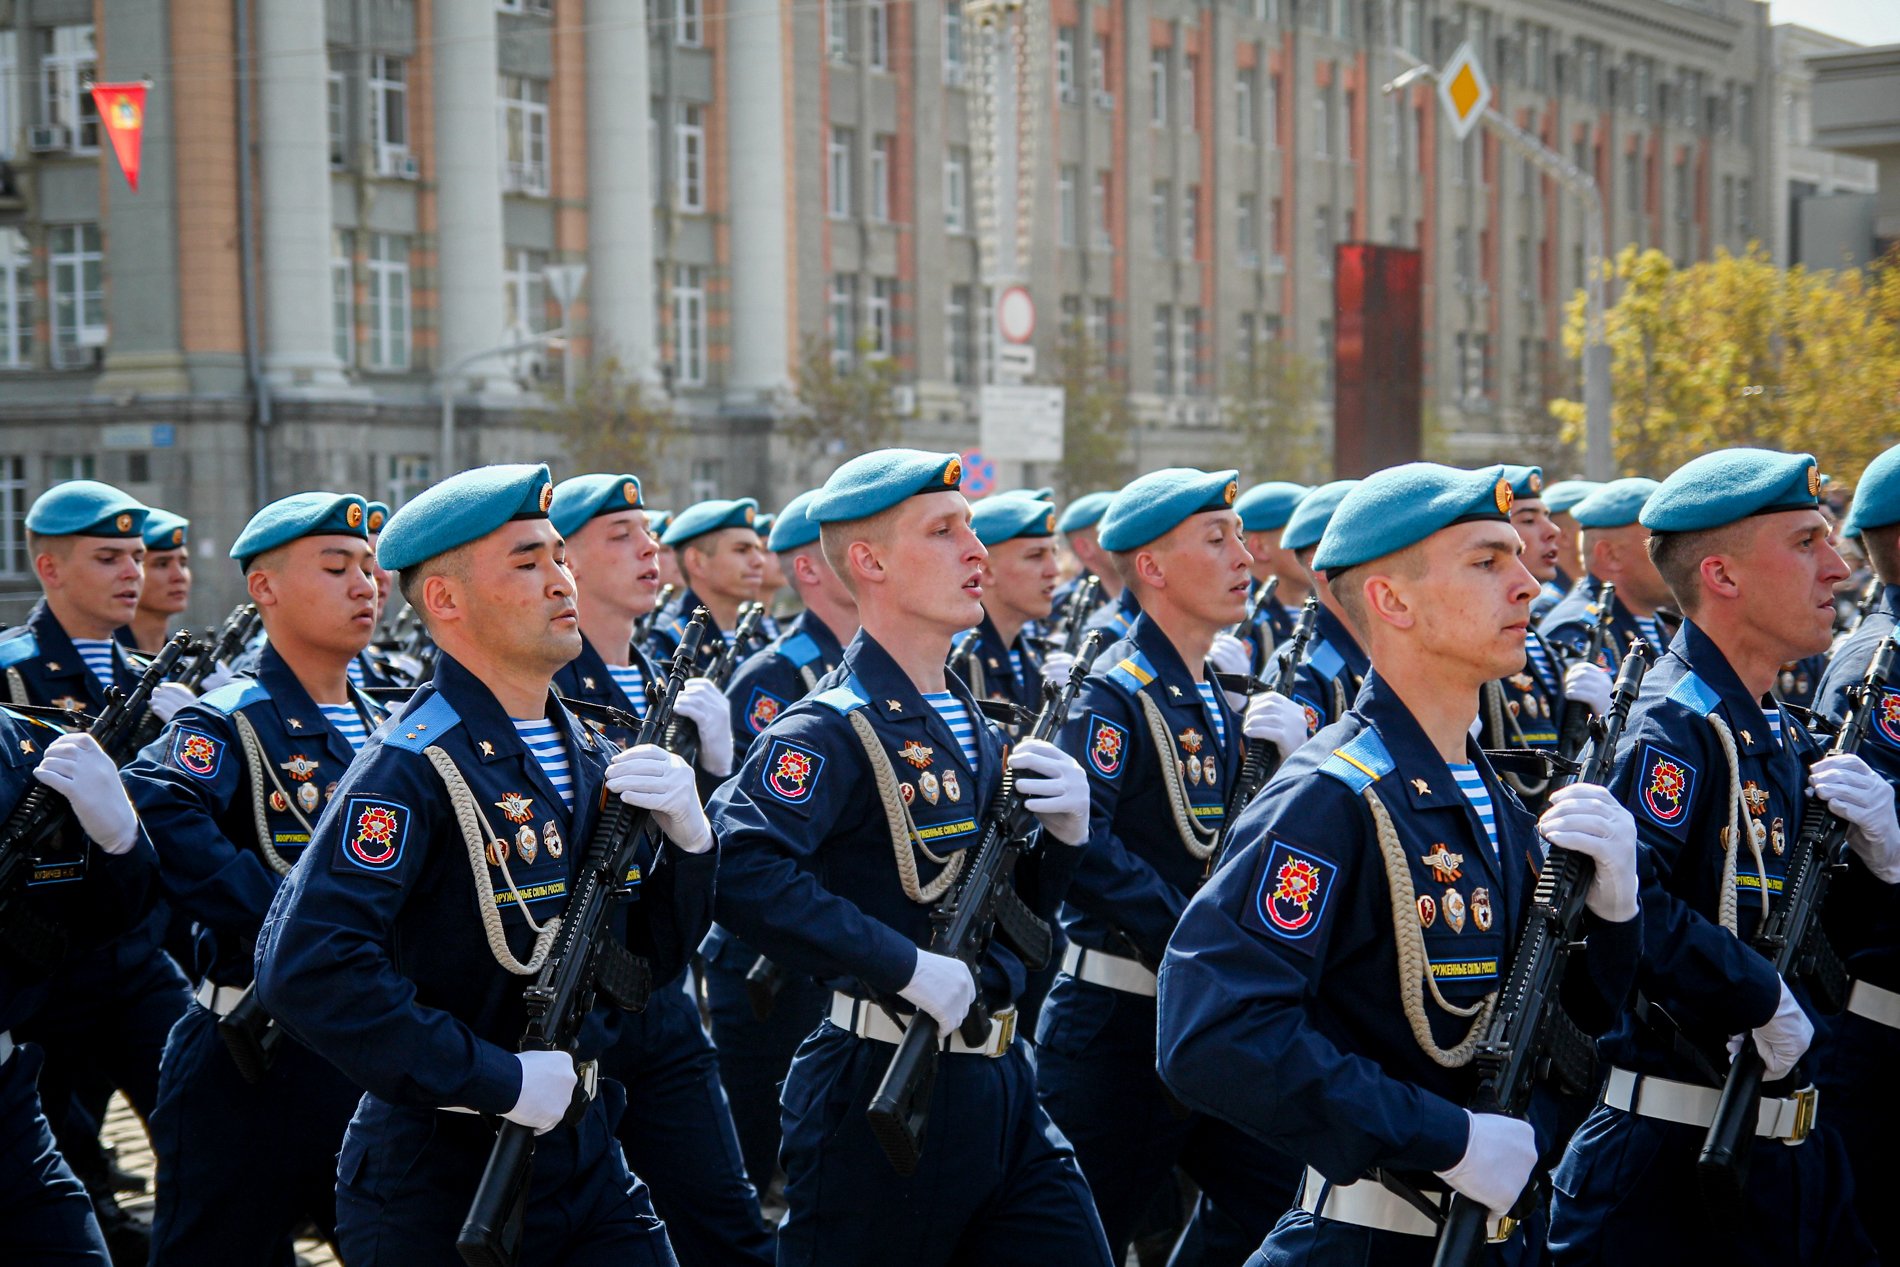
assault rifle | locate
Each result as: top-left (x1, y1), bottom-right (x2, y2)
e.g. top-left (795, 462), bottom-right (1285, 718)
top-left (1212, 596), bottom-right (1319, 877)
top-left (662, 603), bottom-right (763, 770)
top-left (1553, 583), bottom-right (1616, 766)
top-left (633, 584), bottom-right (677, 644)
top-left (130, 603), bottom-right (260, 750)
top-left (1056, 575), bottom-right (1102, 656)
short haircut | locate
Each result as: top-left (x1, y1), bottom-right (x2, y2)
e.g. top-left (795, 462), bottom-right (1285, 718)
top-left (397, 543), bottom-right (471, 615)
top-left (818, 506), bottom-right (900, 596)
top-left (1324, 542), bottom-right (1425, 636)
top-left (1862, 523), bottom-right (1900, 585)
top-left (1647, 524), bottom-right (1743, 616)
top-left (26, 532), bottom-right (70, 561)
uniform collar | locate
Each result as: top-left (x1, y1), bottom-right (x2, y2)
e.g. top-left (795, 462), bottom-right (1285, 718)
top-left (565, 634), bottom-right (649, 716)
top-left (26, 599), bottom-right (108, 694)
top-left (1878, 583), bottom-right (1900, 621)
top-left (788, 608), bottom-right (845, 670)
top-left (1128, 612), bottom-right (1241, 760)
top-left (839, 630), bottom-right (994, 777)
top-left (430, 652), bottom-right (603, 828)
top-left (1313, 603), bottom-right (1370, 677)
top-left (1670, 618), bottom-right (1780, 757)
top-left (970, 612), bottom-right (1034, 694)
top-left (254, 642), bottom-right (378, 768)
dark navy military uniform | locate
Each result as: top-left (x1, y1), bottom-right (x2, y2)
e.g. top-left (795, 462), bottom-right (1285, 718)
top-left (1547, 621), bottom-right (1875, 1265)
top-left (1043, 613), bottom-right (1299, 1261)
top-left (1480, 629), bottom-right (1570, 811)
top-left (1241, 583), bottom-right (1299, 674)
top-left (1157, 671), bottom-right (1642, 1266)
top-left (122, 644), bottom-right (382, 1264)
top-left (1805, 586), bottom-right (1900, 1264)
top-left (710, 610), bottom-right (844, 1190)
top-left (553, 634), bottom-right (775, 1267)
top-left (256, 654), bottom-right (716, 1266)
top-left (1537, 576), bottom-right (1665, 667)
top-left (708, 632), bottom-right (1113, 1267)
top-left (644, 589), bottom-right (738, 673)
top-left (1773, 652), bottom-right (1827, 710)
top-left (954, 613), bottom-right (1046, 717)
top-left (1084, 587), bottom-right (1141, 640)
top-left (1283, 605), bottom-right (1370, 738)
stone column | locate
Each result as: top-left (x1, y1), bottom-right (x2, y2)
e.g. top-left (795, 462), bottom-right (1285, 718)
top-left (585, 0), bottom-right (658, 385)
top-left (432, 1), bottom-right (513, 392)
top-left (724, 0), bottom-right (792, 400)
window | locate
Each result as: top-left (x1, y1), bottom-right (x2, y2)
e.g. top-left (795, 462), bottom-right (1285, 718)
top-left (368, 56), bottom-right (409, 176)
top-left (1183, 306), bottom-right (1205, 396)
top-left (0, 32), bottom-right (16, 160)
top-left (1673, 156), bottom-right (1689, 224)
top-left (1400, 0), bottom-right (1422, 55)
top-left (1454, 226), bottom-right (1473, 282)
top-left (947, 284), bottom-right (975, 384)
top-left (38, 25), bottom-right (98, 152)
top-left (1237, 194), bottom-right (1257, 264)
top-left (498, 74), bottom-right (550, 194)
top-left (1516, 235), bottom-right (1531, 293)
top-left (676, 104), bottom-right (705, 212)
top-left (1057, 28), bottom-right (1077, 101)
top-left (867, 277), bottom-right (896, 357)
top-left (1737, 177), bottom-right (1751, 236)
top-left (1456, 331), bottom-right (1491, 403)
top-left (1517, 337), bottom-right (1546, 407)
top-left (1267, 72), bottom-right (1280, 146)
top-left (828, 274), bottom-right (858, 368)
top-left (1090, 35), bottom-right (1109, 97)
top-left (1092, 169), bottom-right (1113, 249)
top-left (1150, 49), bottom-right (1168, 127)
top-left (1624, 146), bottom-right (1640, 215)
top-left (1088, 297), bottom-right (1112, 348)
top-left (868, 0), bottom-right (888, 70)
top-left (944, 1), bottom-right (966, 82)
top-left (1236, 68), bottom-right (1255, 141)
top-left (0, 455), bottom-right (28, 578)
top-left (503, 247), bottom-right (550, 335)
top-left (1315, 85), bottom-right (1331, 157)
top-left (1151, 182), bottom-right (1171, 256)
top-left (44, 455), bottom-right (95, 485)
top-left (1152, 305), bottom-right (1174, 394)
top-left (649, 99), bottom-right (661, 202)
top-left (1722, 174), bottom-right (1735, 235)
top-left (1632, 59), bottom-right (1650, 118)
top-left (366, 233), bottom-right (411, 371)
top-left (829, 127), bottom-right (855, 219)
top-left (1386, 92), bottom-right (1402, 164)
top-left (1314, 206), bottom-right (1333, 275)
top-left (1737, 85), bottom-right (1754, 144)
top-left (1317, 319), bottom-right (1333, 399)
top-left (1181, 185), bottom-right (1199, 258)
top-left (1343, 88), bottom-right (1356, 161)
top-left (1059, 165), bottom-right (1078, 247)
top-left (672, 265), bottom-right (706, 386)
top-left (327, 65), bottom-right (348, 168)
top-left (827, 0), bottom-right (849, 61)
top-left (1183, 54), bottom-right (1198, 131)
top-left (331, 229), bottom-right (354, 367)
top-left (1457, 135), bottom-right (1474, 184)
top-left (49, 224), bottom-right (103, 368)
top-left (1, 228), bottom-right (30, 370)
top-left (945, 149), bottom-right (969, 233)
top-left (676, 0), bottom-right (702, 47)
top-left (1269, 196), bottom-right (1284, 265)
top-left (1238, 312), bottom-right (1257, 367)
top-left (870, 135), bottom-right (893, 222)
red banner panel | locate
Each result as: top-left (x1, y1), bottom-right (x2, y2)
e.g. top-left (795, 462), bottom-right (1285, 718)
top-left (1333, 243), bottom-right (1422, 477)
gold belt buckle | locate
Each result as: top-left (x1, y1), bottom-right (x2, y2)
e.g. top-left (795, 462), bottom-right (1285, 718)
top-left (1784, 1085), bottom-right (1820, 1146)
top-left (1490, 1214), bottom-right (1518, 1244)
top-left (991, 1008), bottom-right (1018, 1056)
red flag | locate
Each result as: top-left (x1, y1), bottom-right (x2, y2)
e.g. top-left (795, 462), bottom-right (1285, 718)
top-left (90, 82), bottom-right (148, 193)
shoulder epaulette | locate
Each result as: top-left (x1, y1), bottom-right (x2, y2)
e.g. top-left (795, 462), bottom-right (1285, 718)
top-left (198, 678), bottom-right (270, 715)
top-left (0, 630), bottom-right (38, 669)
top-left (385, 693), bottom-right (465, 751)
top-left (1, 705), bottom-right (57, 732)
top-left (1666, 672), bottom-right (1721, 718)
top-left (1307, 639), bottom-right (1345, 681)
top-left (811, 674), bottom-right (871, 715)
top-left (1104, 651), bottom-right (1159, 695)
top-left (780, 631), bottom-right (823, 669)
top-left (1317, 728), bottom-right (1395, 793)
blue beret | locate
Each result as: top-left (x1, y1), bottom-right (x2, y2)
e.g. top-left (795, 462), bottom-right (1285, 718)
top-left (972, 497), bottom-right (1057, 546)
top-left (1312, 464), bottom-right (1513, 572)
top-left (142, 510), bottom-right (190, 552)
top-left (377, 464), bottom-right (554, 573)
top-left (231, 492), bottom-right (370, 568)
top-left (1007, 486), bottom-right (1055, 502)
top-left (767, 491), bottom-right (823, 552)
top-left (1500, 465), bottom-right (1546, 502)
top-left (549, 473), bottom-right (645, 538)
top-left (662, 498), bottom-right (758, 547)
top-left (1056, 491), bottom-right (1114, 534)
top-left (811, 449), bottom-right (965, 525)
top-left (1098, 469), bottom-right (1240, 553)
top-left (1541, 479), bottom-right (1601, 515)
top-left (1571, 477), bottom-right (1660, 529)
top-left (364, 501), bottom-right (392, 535)
top-left (648, 510), bottom-right (672, 540)
top-left (753, 512), bottom-right (775, 537)
top-left (1235, 481), bottom-right (1312, 532)
top-left (1639, 448), bottom-right (1820, 534)
top-left (1281, 480), bottom-right (1360, 553)
top-left (25, 480), bottom-right (147, 539)
top-left (1846, 446), bottom-right (1900, 535)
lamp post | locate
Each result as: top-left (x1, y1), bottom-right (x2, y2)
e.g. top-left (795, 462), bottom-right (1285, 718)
top-left (436, 329), bottom-right (568, 478)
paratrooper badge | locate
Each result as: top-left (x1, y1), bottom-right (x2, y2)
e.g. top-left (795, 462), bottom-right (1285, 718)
top-left (1444, 888), bottom-right (1468, 933)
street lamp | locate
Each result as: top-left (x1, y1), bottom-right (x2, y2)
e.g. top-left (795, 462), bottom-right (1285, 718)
top-left (1383, 51), bottom-right (1614, 479)
top-left (437, 329), bottom-right (568, 478)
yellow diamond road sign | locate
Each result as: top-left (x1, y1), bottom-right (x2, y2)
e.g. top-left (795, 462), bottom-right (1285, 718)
top-left (1437, 41), bottom-right (1491, 142)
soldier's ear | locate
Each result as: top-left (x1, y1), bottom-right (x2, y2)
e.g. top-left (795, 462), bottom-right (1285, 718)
top-left (245, 567), bottom-right (275, 608)
top-left (421, 570), bottom-right (464, 625)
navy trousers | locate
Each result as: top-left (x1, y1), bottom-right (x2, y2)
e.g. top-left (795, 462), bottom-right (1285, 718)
top-left (0, 1042), bottom-right (109, 1265)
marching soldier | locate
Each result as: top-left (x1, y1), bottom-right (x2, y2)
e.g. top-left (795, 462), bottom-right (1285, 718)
top-left (708, 490), bottom-right (854, 1195)
top-left (647, 499), bottom-right (766, 668)
top-left (256, 464), bottom-right (716, 1265)
top-left (1547, 449), bottom-right (1876, 1263)
top-left (1157, 463), bottom-right (1642, 1264)
top-left (123, 510), bottom-right (192, 654)
top-left (1235, 481), bottom-right (1313, 653)
top-left (122, 492), bottom-right (385, 1264)
top-left (708, 449), bottom-right (1115, 1266)
top-left (347, 499), bottom-right (411, 690)
top-left (1540, 479), bottom-right (1601, 611)
top-left (1537, 478), bottom-right (1673, 663)
top-left (546, 472), bottom-right (773, 1267)
top-left (1050, 491), bottom-right (1116, 625)
top-left (1040, 467), bottom-right (1310, 1263)
top-left (955, 495), bottom-right (1070, 716)
top-left (1275, 481), bottom-right (1367, 736)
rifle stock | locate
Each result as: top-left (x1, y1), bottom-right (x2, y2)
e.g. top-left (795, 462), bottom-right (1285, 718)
top-left (1210, 596), bottom-right (1319, 878)
top-left (1554, 583), bottom-right (1616, 764)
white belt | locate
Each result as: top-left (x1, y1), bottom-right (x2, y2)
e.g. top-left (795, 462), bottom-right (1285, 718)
top-left (0, 1031), bottom-right (13, 1066)
top-left (1060, 943), bottom-right (1157, 998)
top-left (1847, 979), bottom-right (1900, 1031)
top-left (1602, 1066), bottom-right (1818, 1144)
top-left (194, 980), bottom-right (246, 1018)
top-left (441, 1060), bottom-right (599, 1116)
top-left (826, 993), bottom-right (1017, 1058)
top-left (1297, 1167), bottom-right (1439, 1238)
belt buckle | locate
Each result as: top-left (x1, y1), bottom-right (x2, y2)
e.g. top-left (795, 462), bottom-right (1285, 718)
top-left (578, 1060), bottom-right (600, 1102)
top-left (1491, 1213), bottom-right (1518, 1244)
top-left (991, 1008), bottom-right (1017, 1056)
top-left (1784, 1085), bottom-right (1819, 1146)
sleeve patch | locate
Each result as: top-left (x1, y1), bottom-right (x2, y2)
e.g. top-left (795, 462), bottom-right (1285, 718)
top-left (171, 728), bottom-right (226, 780)
top-left (1874, 688), bottom-right (1900, 748)
top-left (1292, 694), bottom-right (1323, 736)
top-left (1636, 743), bottom-right (1697, 830)
top-left (1086, 713), bottom-right (1128, 778)
top-left (760, 740), bottom-right (825, 805)
top-left (335, 796), bottom-right (412, 877)
top-left (746, 686), bottom-right (789, 735)
top-left (1241, 837), bottom-right (1339, 953)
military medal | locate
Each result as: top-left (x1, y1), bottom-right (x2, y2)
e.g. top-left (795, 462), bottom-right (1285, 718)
top-left (495, 792), bottom-right (535, 825)
top-left (324, 781), bottom-right (339, 804)
top-left (269, 790), bottom-right (289, 813)
top-left (281, 755), bottom-right (319, 781)
top-left (1741, 781), bottom-right (1769, 816)
top-left (1471, 887), bottom-right (1493, 932)
top-left (1444, 888), bottom-right (1467, 933)
top-left (1771, 817), bottom-right (1786, 856)
top-left (1203, 765), bottom-right (1217, 791)
top-left (52, 695), bottom-right (83, 713)
top-left (943, 771), bottom-right (961, 802)
top-left (1421, 843), bottom-right (1464, 884)
top-left (1507, 700), bottom-right (1522, 718)
top-left (1178, 728), bottom-right (1204, 754)
top-left (297, 782), bottom-right (321, 814)
top-left (543, 822), bottom-right (564, 859)
top-left (919, 772), bottom-right (940, 804)
top-left (1186, 755), bottom-right (1203, 785)
top-left (486, 838), bottom-right (510, 866)
top-left (900, 782), bottom-right (916, 805)
top-left (899, 741), bottom-right (934, 769)
top-left (517, 823), bottom-right (539, 864)
top-left (1750, 819), bottom-right (1769, 852)
top-left (582, 676), bottom-right (596, 691)
top-left (1417, 894), bottom-right (1437, 928)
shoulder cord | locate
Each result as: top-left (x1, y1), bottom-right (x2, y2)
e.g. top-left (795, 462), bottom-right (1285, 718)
top-left (230, 711), bottom-right (306, 878)
top-left (422, 746), bottom-right (562, 976)
top-left (6, 668), bottom-right (25, 707)
top-left (797, 664), bottom-right (819, 693)
top-left (1135, 691), bottom-right (1220, 861)
top-left (1330, 674), bottom-right (1351, 726)
top-left (1706, 713), bottom-right (1772, 934)
top-left (844, 710), bottom-right (967, 904)
top-left (1484, 679), bottom-right (1551, 800)
top-left (1363, 786), bottom-right (1496, 1068)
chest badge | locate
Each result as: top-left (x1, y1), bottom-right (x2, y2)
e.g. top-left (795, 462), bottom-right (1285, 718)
top-left (1178, 728), bottom-right (1204, 754)
top-left (1417, 893), bottom-right (1437, 928)
top-left (281, 755), bottom-right (319, 782)
top-left (1184, 755), bottom-right (1204, 785)
top-left (900, 781), bottom-right (916, 805)
top-left (544, 822), bottom-right (564, 859)
top-left (1471, 887), bottom-right (1493, 932)
top-left (898, 740), bottom-right (934, 769)
top-left (919, 771), bottom-right (941, 804)
top-left (1412, 778), bottom-right (1431, 797)
top-left (1444, 887), bottom-right (1468, 933)
top-left (480, 741), bottom-right (496, 757)
top-left (1421, 843), bottom-right (1465, 884)
top-left (486, 837), bottom-right (510, 867)
top-left (1771, 817), bottom-right (1786, 856)
top-left (269, 790), bottom-right (289, 813)
top-left (582, 676), bottom-right (596, 691)
top-left (495, 792), bottom-right (536, 825)
top-left (45, 661), bottom-right (62, 673)
top-left (287, 718), bottom-right (303, 730)
top-left (886, 700), bottom-right (904, 713)
top-left (1167, 685), bottom-right (1183, 698)
top-left (19, 739), bottom-right (34, 755)
top-left (1741, 781), bottom-right (1769, 817)
top-left (52, 695), bottom-right (84, 713)
top-left (517, 824), bottom-right (540, 865)
top-left (943, 770), bottom-right (961, 803)
top-left (1739, 730), bottom-right (1754, 747)
top-left (297, 782), bottom-right (321, 814)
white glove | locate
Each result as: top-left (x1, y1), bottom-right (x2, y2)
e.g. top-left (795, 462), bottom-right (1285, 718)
top-left (1562, 662), bottom-right (1613, 716)
top-left (199, 660), bottom-right (239, 694)
top-left (674, 678), bottom-right (734, 777)
top-left (1726, 978), bottom-right (1813, 1081)
top-left (1209, 634), bottom-right (1251, 709)
top-left (1244, 692), bottom-right (1310, 763)
top-left (149, 681), bottom-right (197, 724)
top-left (1537, 783), bottom-right (1640, 922)
top-left (1007, 737), bottom-right (1090, 846)
top-left (898, 948), bottom-right (977, 1035)
top-left (604, 744), bottom-right (713, 854)
top-left (1040, 651), bottom-right (1077, 683)
top-left (1436, 1111), bottom-right (1538, 1223)
top-left (504, 1050), bottom-right (578, 1134)
top-left (1809, 753), bottom-right (1900, 883)
top-left (32, 733), bottom-right (139, 856)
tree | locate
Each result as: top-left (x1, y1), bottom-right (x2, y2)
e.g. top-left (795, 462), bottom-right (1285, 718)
top-left (1217, 343), bottom-right (1327, 481)
top-left (538, 356), bottom-right (682, 496)
top-left (1551, 244), bottom-right (1900, 479)
top-left (1046, 325), bottom-right (1136, 499)
top-left (782, 334), bottom-right (906, 474)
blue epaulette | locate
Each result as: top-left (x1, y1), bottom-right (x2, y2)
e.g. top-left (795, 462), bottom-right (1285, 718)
top-left (1316, 728), bottom-right (1396, 793)
top-left (0, 630), bottom-right (38, 669)
top-left (0, 705), bottom-right (57, 732)
top-left (780, 631), bottom-right (823, 669)
top-left (1104, 651), bottom-right (1159, 695)
top-left (198, 678), bottom-right (270, 715)
top-left (1666, 672), bottom-right (1721, 718)
top-left (384, 693), bottom-right (465, 751)
top-left (811, 674), bottom-right (871, 715)
top-left (1307, 639), bottom-right (1345, 680)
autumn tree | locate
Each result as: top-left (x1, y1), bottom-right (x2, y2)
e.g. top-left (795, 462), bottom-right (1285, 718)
top-left (1217, 343), bottom-right (1328, 481)
top-left (1045, 324), bottom-right (1136, 500)
top-left (783, 334), bottom-right (907, 477)
top-left (539, 355), bottom-right (682, 497)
